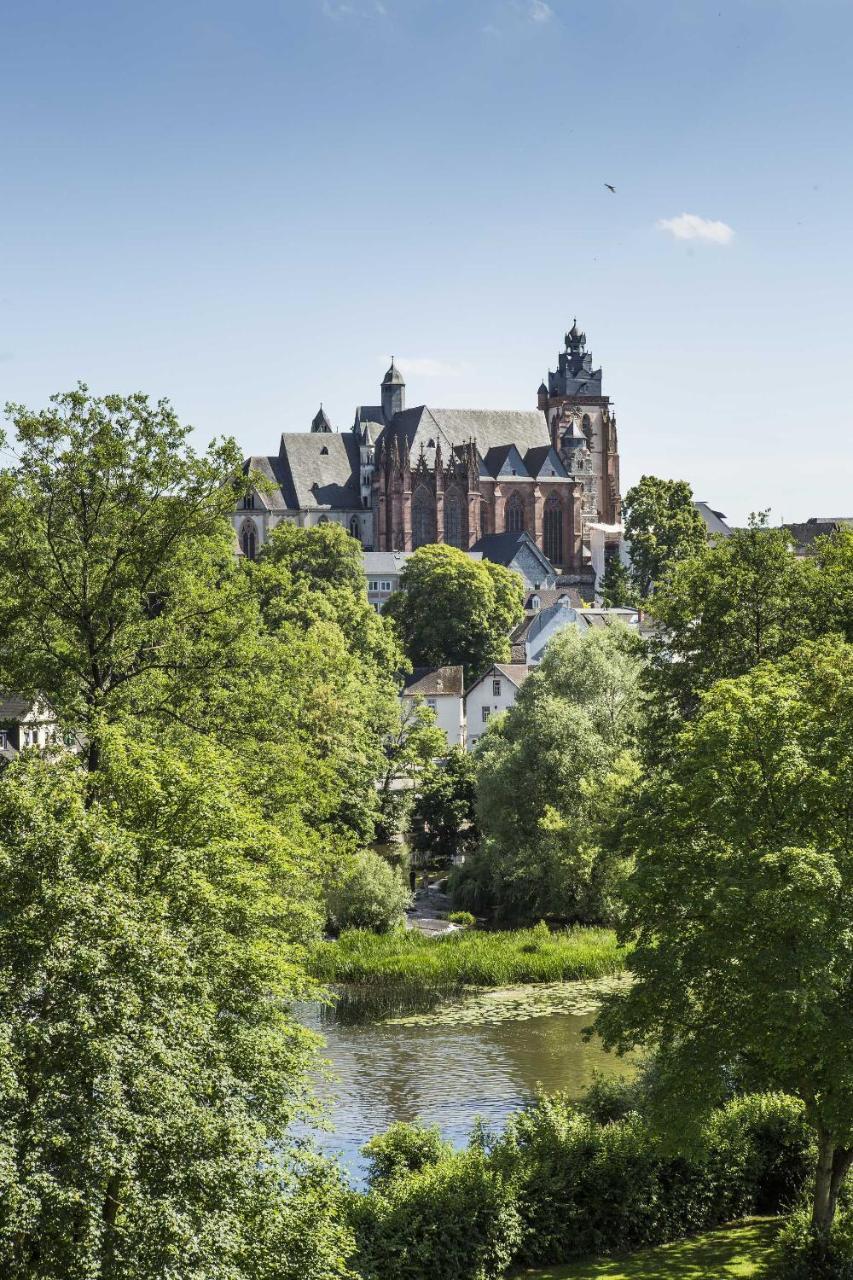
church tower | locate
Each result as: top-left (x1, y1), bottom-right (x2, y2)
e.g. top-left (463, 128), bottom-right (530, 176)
top-left (538, 322), bottom-right (620, 530)
top-left (381, 359), bottom-right (405, 422)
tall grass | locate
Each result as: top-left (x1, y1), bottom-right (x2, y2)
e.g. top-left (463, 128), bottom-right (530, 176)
top-left (309, 924), bottom-right (626, 996)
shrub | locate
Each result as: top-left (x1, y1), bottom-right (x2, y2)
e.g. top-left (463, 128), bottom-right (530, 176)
top-left (350, 1148), bottom-right (521, 1280)
top-left (361, 1121), bottom-right (452, 1188)
top-left (761, 1207), bottom-right (853, 1279)
top-left (325, 850), bottom-right (411, 935)
top-left (447, 910), bottom-right (476, 927)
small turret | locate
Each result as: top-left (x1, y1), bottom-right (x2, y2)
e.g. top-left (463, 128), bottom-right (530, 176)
top-left (381, 358), bottom-right (405, 422)
top-left (311, 405), bottom-right (332, 433)
top-left (537, 380), bottom-right (548, 411)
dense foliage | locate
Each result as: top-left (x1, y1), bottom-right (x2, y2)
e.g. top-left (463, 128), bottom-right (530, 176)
top-left (455, 625), bottom-right (645, 924)
top-left (325, 849), bottom-right (412, 935)
top-left (410, 746), bottom-right (478, 861)
top-left (348, 1092), bottom-right (811, 1280)
top-left (622, 474), bottom-right (707, 599)
top-left (597, 635), bottom-right (853, 1234)
top-left (0, 389), bottom-right (399, 1278)
top-left (383, 543), bottom-right (525, 680)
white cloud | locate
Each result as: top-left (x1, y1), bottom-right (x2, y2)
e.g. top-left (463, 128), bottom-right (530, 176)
top-left (379, 355), bottom-right (465, 378)
top-left (528, 0), bottom-right (553, 21)
top-left (657, 212), bottom-right (735, 245)
top-left (321, 0), bottom-right (386, 18)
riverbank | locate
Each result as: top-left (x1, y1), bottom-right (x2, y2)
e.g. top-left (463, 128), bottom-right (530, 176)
top-left (513, 1217), bottom-right (781, 1278)
top-left (308, 924), bottom-right (626, 993)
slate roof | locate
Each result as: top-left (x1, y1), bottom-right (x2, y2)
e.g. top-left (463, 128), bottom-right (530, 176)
top-left (470, 531), bottom-right (555, 576)
top-left (523, 445), bottom-right (569, 479)
top-left (785, 517), bottom-right (853, 553)
top-left (274, 432), bottom-right (362, 511)
top-left (391, 406), bottom-right (550, 469)
top-left (694, 501), bottom-right (732, 538)
top-left (402, 666), bottom-right (464, 697)
top-left (0, 695), bottom-right (34, 721)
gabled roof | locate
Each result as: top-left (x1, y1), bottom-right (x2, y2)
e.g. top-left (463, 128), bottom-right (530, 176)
top-left (471, 531), bottom-right (555, 575)
top-left (482, 443), bottom-right (530, 480)
top-left (242, 455), bottom-right (292, 512)
top-left (465, 663), bottom-right (531, 695)
top-left (694, 501), bottom-right (732, 538)
top-left (524, 445), bottom-right (569, 480)
top-left (390, 406), bottom-right (550, 468)
top-left (275, 432), bottom-right (361, 510)
top-left (402, 666), bottom-right (464, 697)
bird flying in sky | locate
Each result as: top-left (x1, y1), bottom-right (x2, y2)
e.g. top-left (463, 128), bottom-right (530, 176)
top-left (604, 183), bottom-right (616, 192)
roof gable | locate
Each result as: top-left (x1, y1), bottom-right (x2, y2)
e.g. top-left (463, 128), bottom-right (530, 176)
top-left (524, 445), bottom-right (569, 480)
top-left (275, 432), bottom-right (361, 511)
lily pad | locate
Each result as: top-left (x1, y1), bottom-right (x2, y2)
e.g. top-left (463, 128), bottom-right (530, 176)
top-left (383, 974), bottom-right (632, 1028)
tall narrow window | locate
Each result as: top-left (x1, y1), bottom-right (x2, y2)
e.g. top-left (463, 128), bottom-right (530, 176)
top-left (543, 494), bottom-right (563, 565)
top-left (412, 485), bottom-right (436, 548)
top-left (240, 519), bottom-right (258, 561)
top-left (505, 492), bottom-right (524, 534)
top-left (349, 515), bottom-right (361, 540)
top-left (444, 492), bottom-right (464, 548)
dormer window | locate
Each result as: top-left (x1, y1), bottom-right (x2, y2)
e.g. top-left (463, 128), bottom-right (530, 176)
top-left (531, 595), bottom-right (541, 611)
top-left (320, 445), bottom-right (328, 455)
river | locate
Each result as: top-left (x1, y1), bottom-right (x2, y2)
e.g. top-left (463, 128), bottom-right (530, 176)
top-left (299, 977), bottom-right (633, 1186)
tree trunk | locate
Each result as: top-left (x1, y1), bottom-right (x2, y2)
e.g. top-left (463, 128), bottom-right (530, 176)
top-left (828, 1147), bottom-right (853, 1227)
top-left (812, 1128), bottom-right (835, 1233)
top-left (101, 1171), bottom-right (122, 1275)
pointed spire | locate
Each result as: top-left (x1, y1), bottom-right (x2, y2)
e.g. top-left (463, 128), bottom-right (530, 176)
top-left (311, 404), bottom-right (332, 433)
top-left (382, 358), bottom-right (405, 387)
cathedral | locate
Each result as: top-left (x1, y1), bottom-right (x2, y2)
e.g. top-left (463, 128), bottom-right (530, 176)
top-left (234, 324), bottom-right (620, 575)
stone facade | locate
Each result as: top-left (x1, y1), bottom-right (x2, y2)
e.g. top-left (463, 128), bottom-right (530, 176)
top-left (234, 324), bottom-right (620, 575)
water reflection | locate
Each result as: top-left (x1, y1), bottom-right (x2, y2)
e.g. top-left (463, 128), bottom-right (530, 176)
top-left (298, 986), bottom-right (633, 1186)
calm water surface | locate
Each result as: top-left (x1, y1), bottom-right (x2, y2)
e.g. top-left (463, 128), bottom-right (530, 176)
top-left (299, 980), bottom-right (632, 1186)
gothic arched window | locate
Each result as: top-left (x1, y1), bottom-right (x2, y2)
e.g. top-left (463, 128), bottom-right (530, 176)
top-left (349, 515), bottom-right (361, 540)
top-left (582, 413), bottom-right (592, 441)
top-left (543, 493), bottom-right (563, 566)
top-left (444, 490), bottom-right (465, 548)
top-left (240, 519), bottom-right (258, 561)
top-left (505, 492), bottom-right (525, 534)
top-left (412, 486), bottom-right (436, 548)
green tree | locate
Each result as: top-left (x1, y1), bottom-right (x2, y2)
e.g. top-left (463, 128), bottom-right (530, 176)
top-left (599, 555), bottom-right (635, 608)
top-left (623, 475), bottom-right (707, 599)
top-left (376, 700), bottom-right (446, 842)
top-left (596, 637), bottom-right (853, 1236)
top-left (0, 746), bottom-right (352, 1279)
top-left (412, 746), bottom-right (479, 862)
top-left (0, 390), bottom-right (361, 1276)
top-left (383, 544), bottom-right (524, 681)
top-left (457, 625), bottom-right (645, 924)
top-left (325, 848), bottom-right (412, 934)
top-left (644, 516), bottom-right (819, 738)
top-left (0, 387), bottom-right (254, 773)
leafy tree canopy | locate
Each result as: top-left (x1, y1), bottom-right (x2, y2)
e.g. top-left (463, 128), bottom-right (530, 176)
top-left (457, 625), bottom-right (645, 924)
top-left (623, 475), bottom-right (707, 599)
top-left (597, 637), bottom-right (853, 1234)
top-left (412, 746), bottom-right (479, 862)
top-left (383, 544), bottom-right (524, 681)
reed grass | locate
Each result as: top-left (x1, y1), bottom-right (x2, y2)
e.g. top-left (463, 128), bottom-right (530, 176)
top-left (309, 924), bottom-right (626, 995)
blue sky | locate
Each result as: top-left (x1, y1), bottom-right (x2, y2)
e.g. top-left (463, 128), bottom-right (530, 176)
top-left (1, 0), bottom-right (851, 524)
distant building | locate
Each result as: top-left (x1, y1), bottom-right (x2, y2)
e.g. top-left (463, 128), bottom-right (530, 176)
top-left (464, 663), bottom-right (531, 750)
top-left (0, 695), bottom-right (72, 762)
top-left (401, 667), bottom-right (465, 749)
top-left (362, 548), bottom-right (484, 612)
top-left (233, 322), bottom-right (621, 571)
top-left (470, 531), bottom-right (557, 591)
top-left (783, 517), bottom-right (852, 557)
top-left (694, 502), bottom-right (733, 540)
top-left (522, 602), bottom-right (639, 666)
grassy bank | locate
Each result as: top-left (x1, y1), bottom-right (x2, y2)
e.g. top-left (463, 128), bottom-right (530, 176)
top-left (514, 1218), bottom-right (780, 1279)
top-left (309, 924), bottom-right (626, 992)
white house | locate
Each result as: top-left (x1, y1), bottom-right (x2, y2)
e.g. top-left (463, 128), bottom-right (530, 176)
top-left (0, 695), bottom-right (76, 762)
top-left (524, 602), bottom-right (639, 665)
top-left (464, 663), bottom-right (530, 750)
top-left (401, 667), bottom-right (465, 749)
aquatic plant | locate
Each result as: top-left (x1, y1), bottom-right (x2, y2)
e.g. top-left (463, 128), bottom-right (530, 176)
top-left (308, 924), bottom-right (626, 998)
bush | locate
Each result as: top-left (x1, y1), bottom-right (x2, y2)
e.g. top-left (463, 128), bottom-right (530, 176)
top-left (325, 850), bottom-right (411, 935)
top-left (447, 910), bottom-right (476, 927)
top-left (349, 1148), bottom-right (521, 1280)
top-left (347, 1092), bottom-right (812, 1280)
top-left (761, 1207), bottom-right (853, 1279)
top-left (361, 1121), bottom-right (452, 1188)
